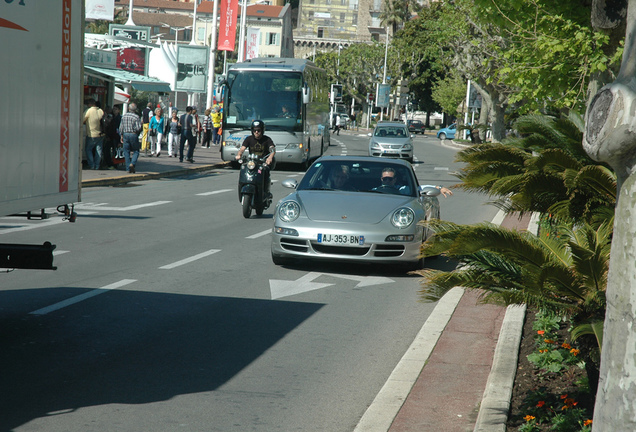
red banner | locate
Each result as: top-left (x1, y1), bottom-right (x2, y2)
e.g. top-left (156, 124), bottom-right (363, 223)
top-left (218, 0), bottom-right (239, 51)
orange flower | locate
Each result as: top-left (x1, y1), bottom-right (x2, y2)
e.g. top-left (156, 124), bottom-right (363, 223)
top-left (561, 397), bottom-right (578, 409)
top-left (571, 348), bottom-right (580, 356)
top-left (537, 330), bottom-right (545, 335)
top-left (524, 415), bottom-right (536, 421)
top-left (562, 343), bottom-right (571, 349)
top-left (539, 349), bottom-right (548, 353)
top-left (544, 339), bottom-right (555, 344)
top-left (560, 394), bottom-right (568, 399)
top-left (584, 419), bottom-right (593, 426)
top-left (536, 401), bottom-right (546, 408)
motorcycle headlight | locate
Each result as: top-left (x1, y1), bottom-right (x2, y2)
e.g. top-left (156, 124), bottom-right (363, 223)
top-left (278, 201), bottom-right (300, 222)
top-left (247, 160), bottom-right (256, 170)
top-left (391, 207), bottom-right (415, 228)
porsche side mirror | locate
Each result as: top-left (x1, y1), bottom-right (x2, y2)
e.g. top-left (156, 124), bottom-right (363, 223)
top-left (282, 178), bottom-right (298, 189)
top-left (419, 186), bottom-right (441, 197)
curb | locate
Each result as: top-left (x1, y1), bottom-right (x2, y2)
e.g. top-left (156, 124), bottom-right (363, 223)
top-left (81, 162), bottom-right (229, 188)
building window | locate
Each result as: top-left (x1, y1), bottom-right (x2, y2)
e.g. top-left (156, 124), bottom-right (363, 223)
top-left (340, 12), bottom-right (345, 22)
top-left (317, 28), bottom-right (324, 38)
top-left (352, 15), bottom-right (357, 25)
top-left (308, 11), bottom-right (314, 19)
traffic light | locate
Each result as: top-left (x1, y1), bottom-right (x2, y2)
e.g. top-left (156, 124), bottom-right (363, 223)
top-left (331, 84), bottom-right (343, 104)
top-left (396, 79), bottom-right (409, 106)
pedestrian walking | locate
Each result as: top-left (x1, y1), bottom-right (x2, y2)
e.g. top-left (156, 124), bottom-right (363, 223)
top-left (333, 114), bottom-right (341, 136)
top-left (141, 102), bottom-right (152, 154)
top-left (201, 108), bottom-right (212, 148)
top-left (83, 98), bottom-right (104, 170)
top-left (211, 105), bottom-right (222, 146)
top-left (119, 103), bottom-right (143, 173)
top-left (179, 106), bottom-right (197, 163)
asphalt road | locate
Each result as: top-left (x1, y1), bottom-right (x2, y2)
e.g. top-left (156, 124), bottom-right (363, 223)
top-left (0, 132), bottom-right (498, 431)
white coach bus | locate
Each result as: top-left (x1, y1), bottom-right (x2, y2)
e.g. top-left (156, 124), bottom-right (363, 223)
top-left (219, 58), bottom-right (331, 169)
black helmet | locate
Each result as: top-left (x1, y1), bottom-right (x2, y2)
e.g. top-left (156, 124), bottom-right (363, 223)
top-left (251, 119), bottom-right (265, 133)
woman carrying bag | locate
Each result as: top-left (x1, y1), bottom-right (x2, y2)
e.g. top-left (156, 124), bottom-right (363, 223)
top-left (149, 107), bottom-right (165, 157)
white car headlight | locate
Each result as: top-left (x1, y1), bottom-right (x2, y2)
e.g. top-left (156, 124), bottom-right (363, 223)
top-left (403, 143), bottom-right (413, 150)
top-left (391, 207), bottom-right (415, 228)
top-left (279, 201), bottom-right (301, 222)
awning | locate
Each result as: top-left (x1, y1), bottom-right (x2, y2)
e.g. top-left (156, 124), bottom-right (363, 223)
top-left (114, 86), bottom-right (130, 103)
top-left (85, 66), bottom-right (172, 93)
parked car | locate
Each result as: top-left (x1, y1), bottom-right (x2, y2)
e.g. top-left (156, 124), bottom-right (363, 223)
top-left (271, 156), bottom-right (442, 268)
top-left (437, 123), bottom-right (470, 140)
top-left (368, 121), bottom-right (414, 163)
top-left (407, 120), bottom-right (425, 134)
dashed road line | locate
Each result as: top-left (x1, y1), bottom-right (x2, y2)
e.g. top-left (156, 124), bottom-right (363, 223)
top-left (246, 229), bottom-right (271, 239)
top-left (159, 249), bottom-right (221, 269)
top-left (196, 189), bottom-right (233, 196)
top-left (29, 279), bottom-right (137, 316)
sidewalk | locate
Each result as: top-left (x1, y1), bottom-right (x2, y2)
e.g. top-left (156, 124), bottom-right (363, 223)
top-left (81, 145), bottom-right (228, 187)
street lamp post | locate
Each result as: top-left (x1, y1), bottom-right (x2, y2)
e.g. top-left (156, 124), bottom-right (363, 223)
top-left (237, 0), bottom-right (248, 62)
top-left (190, 0), bottom-right (199, 45)
top-left (125, 0), bottom-right (135, 26)
top-left (161, 23), bottom-right (192, 43)
top-left (205, 0), bottom-right (220, 109)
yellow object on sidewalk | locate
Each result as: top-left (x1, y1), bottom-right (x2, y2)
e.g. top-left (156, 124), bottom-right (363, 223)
top-left (141, 123), bottom-right (149, 151)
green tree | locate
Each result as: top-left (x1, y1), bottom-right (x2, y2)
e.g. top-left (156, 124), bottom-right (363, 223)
top-left (431, 76), bottom-right (465, 118)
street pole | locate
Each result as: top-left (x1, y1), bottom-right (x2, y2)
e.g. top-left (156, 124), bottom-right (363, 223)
top-left (464, 80), bottom-right (471, 139)
top-left (206, 0), bottom-right (220, 108)
top-left (190, 0), bottom-right (198, 45)
top-left (237, 0), bottom-right (247, 62)
top-left (380, 26), bottom-right (388, 121)
top-left (125, 0), bottom-right (135, 26)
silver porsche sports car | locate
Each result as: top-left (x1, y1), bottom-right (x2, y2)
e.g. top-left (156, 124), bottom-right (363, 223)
top-left (271, 156), bottom-right (442, 268)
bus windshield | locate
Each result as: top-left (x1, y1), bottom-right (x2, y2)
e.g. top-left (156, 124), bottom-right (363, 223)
top-left (225, 70), bottom-right (303, 132)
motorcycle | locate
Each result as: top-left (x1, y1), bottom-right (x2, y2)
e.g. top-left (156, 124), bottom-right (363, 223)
top-left (238, 152), bottom-right (273, 218)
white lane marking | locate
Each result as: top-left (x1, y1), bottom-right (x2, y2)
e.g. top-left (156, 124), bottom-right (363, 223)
top-left (74, 201), bottom-right (171, 211)
top-left (197, 189), bottom-right (232, 196)
top-left (434, 167), bottom-right (449, 171)
top-left (246, 229), bottom-right (271, 239)
top-left (29, 279), bottom-right (137, 316)
top-left (159, 249), bottom-right (221, 269)
top-left (0, 218), bottom-right (67, 235)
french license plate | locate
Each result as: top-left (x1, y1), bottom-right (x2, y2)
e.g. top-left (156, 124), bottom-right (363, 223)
top-left (317, 233), bottom-right (365, 246)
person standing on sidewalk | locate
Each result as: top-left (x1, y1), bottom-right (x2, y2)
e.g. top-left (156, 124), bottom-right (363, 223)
top-left (179, 106), bottom-right (197, 163)
top-left (83, 98), bottom-right (104, 170)
top-left (201, 108), bottom-right (212, 148)
top-left (211, 105), bottom-right (222, 146)
top-left (149, 107), bottom-right (164, 157)
top-left (167, 110), bottom-right (180, 157)
top-left (141, 102), bottom-right (152, 154)
top-left (120, 103), bottom-right (143, 173)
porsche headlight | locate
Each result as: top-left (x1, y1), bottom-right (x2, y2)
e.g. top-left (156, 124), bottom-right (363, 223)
top-left (278, 201), bottom-right (300, 222)
top-left (391, 207), bottom-right (415, 228)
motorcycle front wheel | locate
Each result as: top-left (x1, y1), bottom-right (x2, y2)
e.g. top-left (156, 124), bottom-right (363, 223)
top-left (241, 194), bottom-right (252, 218)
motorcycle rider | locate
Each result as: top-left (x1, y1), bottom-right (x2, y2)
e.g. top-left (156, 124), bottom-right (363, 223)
top-left (235, 119), bottom-right (276, 197)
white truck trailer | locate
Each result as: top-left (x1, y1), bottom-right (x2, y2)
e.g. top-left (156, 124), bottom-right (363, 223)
top-left (1, 0), bottom-right (84, 269)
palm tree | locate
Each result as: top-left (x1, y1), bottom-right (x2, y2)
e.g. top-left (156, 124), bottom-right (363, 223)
top-left (455, 113), bottom-right (616, 227)
top-left (417, 218), bottom-right (611, 391)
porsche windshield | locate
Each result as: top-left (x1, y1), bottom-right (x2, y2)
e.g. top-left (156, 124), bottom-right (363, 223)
top-left (225, 71), bottom-right (303, 132)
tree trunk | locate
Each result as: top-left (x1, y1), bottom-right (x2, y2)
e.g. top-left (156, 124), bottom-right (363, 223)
top-left (585, 1), bottom-right (636, 430)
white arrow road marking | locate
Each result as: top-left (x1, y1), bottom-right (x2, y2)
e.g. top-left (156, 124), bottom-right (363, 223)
top-left (246, 229), bottom-right (271, 239)
top-left (269, 272), bottom-right (395, 299)
top-left (196, 189), bottom-right (233, 196)
top-left (30, 279), bottom-right (137, 316)
top-left (74, 201), bottom-right (171, 211)
top-left (270, 272), bottom-right (335, 300)
top-left (159, 249), bottom-right (221, 269)
top-left (434, 166), bottom-right (449, 171)
top-left (318, 272), bottom-right (395, 287)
